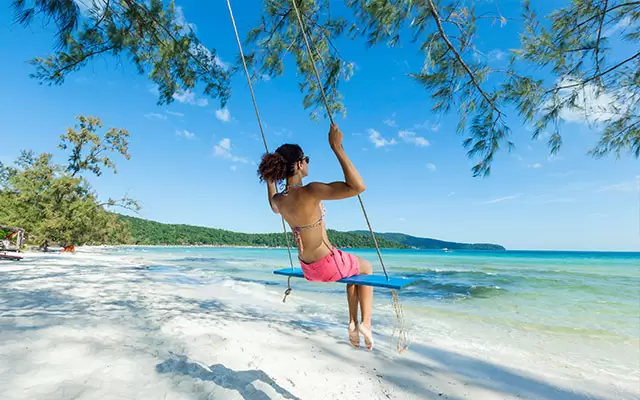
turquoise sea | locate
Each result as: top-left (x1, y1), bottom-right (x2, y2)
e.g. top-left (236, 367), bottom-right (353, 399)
top-left (118, 246), bottom-right (640, 341)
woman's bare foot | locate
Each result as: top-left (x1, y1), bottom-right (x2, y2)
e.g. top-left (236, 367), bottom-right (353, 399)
top-left (348, 321), bottom-right (360, 349)
top-left (359, 323), bottom-right (373, 351)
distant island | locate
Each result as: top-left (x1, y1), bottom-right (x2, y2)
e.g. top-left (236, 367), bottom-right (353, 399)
top-left (120, 215), bottom-right (505, 251)
top-left (349, 231), bottom-right (505, 251)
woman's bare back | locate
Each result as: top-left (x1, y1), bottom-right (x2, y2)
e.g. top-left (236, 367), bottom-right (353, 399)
top-left (274, 185), bottom-right (333, 263)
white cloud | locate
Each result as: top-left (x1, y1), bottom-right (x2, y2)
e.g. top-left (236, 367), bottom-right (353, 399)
top-left (215, 108), bottom-right (231, 122)
top-left (488, 49), bottom-right (506, 61)
top-left (214, 138), bottom-right (250, 163)
top-left (447, 192), bottom-right (455, 197)
top-left (230, 165), bottom-right (237, 171)
top-left (528, 163), bottom-right (543, 169)
top-left (413, 121), bottom-right (430, 130)
top-left (176, 130), bottom-right (195, 139)
top-left (413, 120), bottom-right (440, 132)
top-left (174, 6), bottom-right (197, 34)
top-left (218, 138), bottom-right (231, 150)
top-left (551, 79), bottom-right (631, 124)
top-left (166, 111), bottom-right (184, 117)
top-left (481, 193), bottom-right (523, 204)
top-left (368, 129), bottom-right (397, 148)
top-left (145, 112), bottom-right (167, 120)
top-left (148, 84), bottom-right (160, 97)
top-left (399, 130), bottom-right (430, 147)
top-left (74, 0), bottom-right (107, 15)
top-left (173, 89), bottom-right (208, 107)
top-left (426, 163), bottom-right (436, 171)
top-left (398, 217), bottom-right (406, 221)
top-left (383, 112), bottom-right (397, 127)
top-left (604, 16), bottom-right (633, 36)
top-left (190, 42), bottom-right (229, 71)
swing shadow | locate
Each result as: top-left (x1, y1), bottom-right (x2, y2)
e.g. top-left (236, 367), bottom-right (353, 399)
top-left (155, 356), bottom-right (299, 400)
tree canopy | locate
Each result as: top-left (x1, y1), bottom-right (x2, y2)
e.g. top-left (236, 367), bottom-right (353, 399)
top-left (10, 0), bottom-right (639, 176)
top-left (243, 0), bottom-right (639, 176)
top-left (11, 0), bottom-right (230, 107)
top-left (0, 116), bottom-right (138, 246)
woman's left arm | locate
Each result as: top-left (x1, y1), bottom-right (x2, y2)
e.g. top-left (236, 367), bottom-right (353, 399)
top-left (267, 180), bottom-right (279, 213)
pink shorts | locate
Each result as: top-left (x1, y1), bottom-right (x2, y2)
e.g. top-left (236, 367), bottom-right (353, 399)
top-left (299, 247), bottom-right (360, 282)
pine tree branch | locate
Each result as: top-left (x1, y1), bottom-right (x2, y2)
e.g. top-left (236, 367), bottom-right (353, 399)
top-left (47, 44), bottom-right (118, 80)
top-left (87, 0), bottom-right (110, 33)
top-left (301, 13), bottom-right (344, 61)
top-left (427, 0), bottom-right (502, 117)
top-left (98, 201), bottom-right (140, 214)
top-left (547, 51), bottom-right (640, 94)
top-left (557, 1), bottom-right (640, 41)
top-left (121, 0), bottom-right (217, 75)
top-left (264, 9), bottom-right (291, 46)
top-left (594, 0), bottom-right (608, 80)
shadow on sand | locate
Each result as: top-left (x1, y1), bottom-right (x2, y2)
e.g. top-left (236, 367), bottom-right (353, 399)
top-left (156, 356), bottom-right (299, 400)
top-left (404, 342), bottom-right (613, 400)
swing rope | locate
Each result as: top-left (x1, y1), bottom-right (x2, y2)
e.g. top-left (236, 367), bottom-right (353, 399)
top-left (225, 0), bottom-right (409, 352)
top-left (289, 0), bottom-right (408, 352)
top-left (289, 0), bottom-right (389, 281)
top-left (225, 0), bottom-right (296, 304)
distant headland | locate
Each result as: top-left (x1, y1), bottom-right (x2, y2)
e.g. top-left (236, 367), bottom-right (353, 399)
top-left (119, 215), bottom-right (505, 251)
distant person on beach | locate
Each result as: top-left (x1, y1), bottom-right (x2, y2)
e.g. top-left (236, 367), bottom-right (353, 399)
top-left (257, 123), bottom-right (374, 350)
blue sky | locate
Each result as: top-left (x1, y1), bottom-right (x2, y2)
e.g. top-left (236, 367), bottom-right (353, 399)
top-left (0, 1), bottom-right (638, 251)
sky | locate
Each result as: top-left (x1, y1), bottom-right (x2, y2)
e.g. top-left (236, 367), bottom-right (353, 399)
top-left (0, 1), bottom-right (638, 251)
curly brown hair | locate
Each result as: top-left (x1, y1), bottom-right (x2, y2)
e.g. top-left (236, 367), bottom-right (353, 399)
top-left (257, 144), bottom-right (304, 183)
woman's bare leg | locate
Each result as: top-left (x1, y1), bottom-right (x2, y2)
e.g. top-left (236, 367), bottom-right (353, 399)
top-left (355, 256), bottom-right (374, 350)
top-left (346, 284), bottom-right (359, 348)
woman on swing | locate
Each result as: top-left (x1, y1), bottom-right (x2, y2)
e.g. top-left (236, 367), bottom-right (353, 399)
top-left (257, 123), bottom-right (374, 351)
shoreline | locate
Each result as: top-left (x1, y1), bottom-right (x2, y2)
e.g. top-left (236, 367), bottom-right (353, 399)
top-left (1, 246), bottom-right (637, 399)
top-left (20, 244), bottom-right (640, 254)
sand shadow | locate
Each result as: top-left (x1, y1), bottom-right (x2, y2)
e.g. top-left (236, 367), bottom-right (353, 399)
top-left (397, 342), bottom-right (614, 400)
top-left (156, 356), bottom-right (299, 400)
top-left (296, 328), bottom-right (620, 400)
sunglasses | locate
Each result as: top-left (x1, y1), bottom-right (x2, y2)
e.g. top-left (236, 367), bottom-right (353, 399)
top-left (299, 155), bottom-right (309, 164)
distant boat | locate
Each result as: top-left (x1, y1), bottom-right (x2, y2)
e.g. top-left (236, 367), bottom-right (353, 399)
top-left (442, 248), bottom-right (453, 253)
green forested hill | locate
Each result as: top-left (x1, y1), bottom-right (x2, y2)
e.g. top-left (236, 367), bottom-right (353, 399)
top-left (119, 215), bottom-right (408, 248)
top-left (118, 215), bottom-right (505, 250)
top-left (350, 231), bottom-right (505, 250)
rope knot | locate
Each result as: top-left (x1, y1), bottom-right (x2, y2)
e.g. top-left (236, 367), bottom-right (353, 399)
top-left (282, 287), bottom-right (292, 303)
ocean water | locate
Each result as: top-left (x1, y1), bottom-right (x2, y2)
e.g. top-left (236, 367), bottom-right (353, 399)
top-left (116, 247), bottom-right (638, 338)
top-left (4, 245), bottom-right (638, 398)
top-left (127, 246), bottom-right (640, 338)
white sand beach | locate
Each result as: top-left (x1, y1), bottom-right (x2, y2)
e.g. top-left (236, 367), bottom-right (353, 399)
top-left (1, 247), bottom-right (637, 400)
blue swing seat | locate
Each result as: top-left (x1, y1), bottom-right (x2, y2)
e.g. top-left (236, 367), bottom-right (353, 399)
top-left (273, 268), bottom-right (417, 290)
